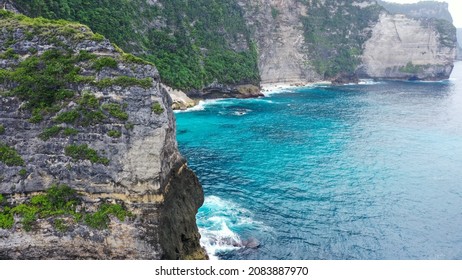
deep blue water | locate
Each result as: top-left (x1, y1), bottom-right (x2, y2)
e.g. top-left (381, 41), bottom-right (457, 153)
top-left (175, 62), bottom-right (462, 260)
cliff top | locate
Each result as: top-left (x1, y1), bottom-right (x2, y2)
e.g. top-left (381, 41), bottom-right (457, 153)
top-left (377, 0), bottom-right (453, 23)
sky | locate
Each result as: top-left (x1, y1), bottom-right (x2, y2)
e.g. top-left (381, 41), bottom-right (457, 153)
top-left (382, 0), bottom-right (462, 28)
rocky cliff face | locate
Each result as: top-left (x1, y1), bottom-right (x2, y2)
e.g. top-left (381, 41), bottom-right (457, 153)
top-left (0, 10), bottom-right (205, 259)
top-left (377, 0), bottom-right (453, 23)
top-left (360, 13), bottom-right (457, 80)
top-left (237, 0), bottom-right (319, 85)
top-left (6, 0), bottom-right (457, 88)
top-left (238, 0), bottom-right (456, 83)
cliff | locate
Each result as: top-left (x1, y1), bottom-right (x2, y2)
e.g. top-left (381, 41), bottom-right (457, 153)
top-left (6, 0), bottom-right (457, 88)
top-left (0, 10), bottom-right (205, 259)
top-left (238, 0), bottom-right (456, 83)
top-left (360, 13), bottom-right (457, 80)
top-left (377, 0), bottom-right (453, 23)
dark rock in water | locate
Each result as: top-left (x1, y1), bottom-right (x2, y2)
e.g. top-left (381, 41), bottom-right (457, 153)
top-left (242, 237), bottom-right (260, 249)
top-left (331, 73), bottom-right (360, 85)
top-left (188, 82), bottom-right (263, 100)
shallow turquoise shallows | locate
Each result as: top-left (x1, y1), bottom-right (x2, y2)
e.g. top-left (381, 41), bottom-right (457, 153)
top-left (175, 62), bottom-right (462, 260)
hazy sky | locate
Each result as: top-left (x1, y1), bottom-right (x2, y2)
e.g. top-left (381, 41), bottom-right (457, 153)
top-left (382, 0), bottom-right (462, 28)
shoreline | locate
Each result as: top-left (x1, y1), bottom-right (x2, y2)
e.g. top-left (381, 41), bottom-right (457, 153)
top-left (260, 81), bottom-right (332, 95)
top-left (172, 76), bottom-right (455, 112)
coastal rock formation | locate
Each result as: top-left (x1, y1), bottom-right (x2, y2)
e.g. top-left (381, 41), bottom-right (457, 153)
top-left (6, 0), bottom-right (457, 89)
top-left (238, 0), bottom-right (456, 83)
top-left (161, 84), bottom-right (197, 111)
top-left (360, 13), bottom-right (457, 80)
top-left (0, 11), bottom-right (205, 259)
top-left (236, 0), bottom-right (320, 85)
top-left (377, 0), bottom-right (453, 22)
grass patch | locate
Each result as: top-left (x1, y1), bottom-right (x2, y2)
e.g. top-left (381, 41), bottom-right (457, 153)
top-left (65, 144), bottom-right (109, 165)
top-left (0, 124), bottom-right (4, 135)
top-left (400, 62), bottom-right (423, 74)
top-left (84, 203), bottom-right (131, 230)
top-left (107, 130), bottom-right (122, 138)
top-left (0, 185), bottom-right (132, 231)
top-left (122, 53), bottom-right (153, 65)
top-left (102, 103), bottom-right (128, 121)
top-left (151, 102), bottom-right (164, 115)
top-left (76, 50), bottom-right (97, 62)
top-left (53, 218), bottom-right (68, 232)
top-left (0, 48), bottom-right (20, 59)
top-left (124, 123), bottom-right (135, 130)
top-left (54, 94), bottom-right (106, 126)
top-left (6, 50), bottom-right (80, 111)
top-left (92, 56), bottom-right (118, 71)
top-left (63, 128), bottom-right (79, 136)
top-left (18, 169), bottom-right (28, 177)
top-left (54, 110), bottom-right (80, 124)
top-left (0, 142), bottom-right (25, 166)
top-left (39, 125), bottom-right (63, 141)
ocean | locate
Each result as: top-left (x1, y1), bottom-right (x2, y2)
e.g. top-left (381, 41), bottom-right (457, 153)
top-left (175, 62), bottom-right (462, 260)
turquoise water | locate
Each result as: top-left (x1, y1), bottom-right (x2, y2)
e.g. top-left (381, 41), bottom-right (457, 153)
top-left (175, 62), bottom-right (462, 260)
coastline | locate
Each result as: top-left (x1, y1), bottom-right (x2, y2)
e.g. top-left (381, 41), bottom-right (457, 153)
top-left (260, 81), bottom-right (332, 96)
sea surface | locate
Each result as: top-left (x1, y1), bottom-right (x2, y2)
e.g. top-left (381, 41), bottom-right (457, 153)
top-left (175, 62), bottom-right (462, 260)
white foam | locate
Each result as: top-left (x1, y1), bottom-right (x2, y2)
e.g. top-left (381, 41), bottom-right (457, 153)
top-left (261, 82), bottom-right (331, 96)
top-left (174, 99), bottom-right (227, 113)
top-left (197, 196), bottom-right (266, 259)
top-left (358, 79), bottom-right (384, 85)
top-left (232, 109), bottom-right (252, 116)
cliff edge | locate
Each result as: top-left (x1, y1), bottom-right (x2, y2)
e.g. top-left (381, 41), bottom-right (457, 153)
top-left (0, 10), bottom-right (206, 259)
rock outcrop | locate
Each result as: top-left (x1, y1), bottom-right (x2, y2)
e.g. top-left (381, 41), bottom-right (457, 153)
top-left (238, 0), bottom-right (456, 83)
top-left (0, 10), bottom-right (205, 259)
top-left (360, 13), bottom-right (457, 80)
top-left (188, 82), bottom-right (263, 100)
top-left (237, 0), bottom-right (320, 85)
top-left (377, 0), bottom-right (453, 23)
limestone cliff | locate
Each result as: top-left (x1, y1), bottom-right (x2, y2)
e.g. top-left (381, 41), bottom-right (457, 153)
top-left (377, 0), bottom-right (453, 23)
top-left (0, 10), bottom-right (205, 259)
top-left (238, 0), bottom-right (456, 83)
top-left (237, 0), bottom-right (319, 85)
top-left (360, 13), bottom-right (457, 80)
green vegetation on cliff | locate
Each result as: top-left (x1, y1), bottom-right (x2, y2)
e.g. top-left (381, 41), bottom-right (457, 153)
top-left (0, 185), bottom-right (131, 231)
top-left (65, 144), bottom-right (109, 165)
top-left (300, 0), bottom-right (383, 79)
top-left (0, 142), bottom-right (25, 166)
top-left (12, 0), bottom-right (260, 90)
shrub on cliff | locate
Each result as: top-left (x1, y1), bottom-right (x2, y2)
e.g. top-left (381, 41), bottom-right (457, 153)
top-left (0, 142), bottom-right (25, 166)
top-left (0, 185), bottom-right (132, 231)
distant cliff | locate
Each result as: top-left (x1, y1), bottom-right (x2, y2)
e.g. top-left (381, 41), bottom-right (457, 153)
top-left (377, 0), bottom-right (453, 22)
top-left (238, 0), bottom-right (456, 83)
top-left (0, 10), bottom-right (205, 259)
top-left (4, 0), bottom-right (458, 86)
top-left (360, 14), bottom-right (456, 80)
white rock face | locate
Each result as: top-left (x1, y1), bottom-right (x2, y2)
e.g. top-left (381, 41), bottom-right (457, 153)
top-left (361, 13), bottom-right (456, 80)
top-left (161, 84), bottom-right (196, 110)
top-left (237, 0), bottom-right (321, 84)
